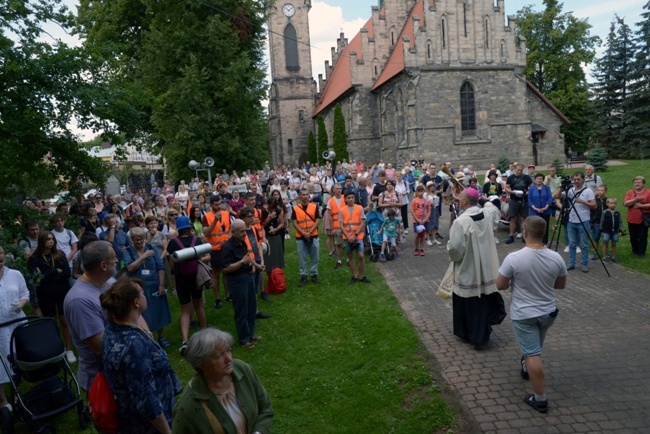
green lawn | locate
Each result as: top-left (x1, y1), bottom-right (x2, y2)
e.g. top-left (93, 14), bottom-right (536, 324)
top-left (11, 235), bottom-right (455, 433)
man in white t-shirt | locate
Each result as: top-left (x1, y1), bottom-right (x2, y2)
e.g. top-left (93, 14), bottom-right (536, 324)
top-left (51, 213), bottom-right (78, 269)
top-left (496, 216), bottom-right (567, 414)
top-left (555, 171), bottom-right (596, 272)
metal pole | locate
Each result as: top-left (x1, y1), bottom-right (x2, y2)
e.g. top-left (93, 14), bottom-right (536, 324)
top-left (207, 168), bottom-right (212, 187)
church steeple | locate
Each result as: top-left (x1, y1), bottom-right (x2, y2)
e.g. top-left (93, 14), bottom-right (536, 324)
top-left (267, 1), bottom-right (317, 165)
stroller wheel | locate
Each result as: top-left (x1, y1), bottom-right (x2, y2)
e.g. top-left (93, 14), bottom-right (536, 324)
top-left (0, 405), bottom-right (14, 434)
top-left (387, 252), bottom-right (395, 261)
top-left (370, 254), bottom-right (379, 262)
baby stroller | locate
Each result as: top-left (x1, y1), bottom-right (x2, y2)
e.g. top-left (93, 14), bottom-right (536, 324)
top-left (365, 210), bottom-right (385, 262)
top-left (0, 316), bottom-right (91, 434)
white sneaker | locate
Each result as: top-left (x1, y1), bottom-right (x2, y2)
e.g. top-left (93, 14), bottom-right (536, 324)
top-left (495, 239), bottom-right (500, 244)
top-left (516, 232), bottom-right (522, 239)
top-left (404, 229), bottom-right (409, 235)
top-left (563, 246), bottom-right (570, 253)
top-left (66, 351), bottom-right (77, 364)
top-left (433, 239), bottom-right (442, 245)
top-left (577, 247), bottom-right (581, 253)
top-left (426, 240), bottom-right (433, 246)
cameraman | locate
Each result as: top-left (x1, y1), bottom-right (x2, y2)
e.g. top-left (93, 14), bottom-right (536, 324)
top-left (554, 172), bottom-right (596, 272)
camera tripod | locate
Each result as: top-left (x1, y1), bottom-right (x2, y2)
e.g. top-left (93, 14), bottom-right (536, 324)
top-left (548, 186), bottom-right (610, 277)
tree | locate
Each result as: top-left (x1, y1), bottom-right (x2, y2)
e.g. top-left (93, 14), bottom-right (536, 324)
top-left (622, 1), bottom-right (650, 159)
top-left (517, 0), bottom-right (600, 152)
top-left (77, 0), bottom-right (270, 181)
top-left (307, 131), bottom-right (318, 166)
top-left (317, 115), bottom-right (328, 166)
top-left (586, 144), bottom-right (608, 172)
top-left (592, 17), bottom-right (634, 157)
top-left (332, 104), bottom-right (349, 164)
top-left (0, 0), bottom-right (111, 199)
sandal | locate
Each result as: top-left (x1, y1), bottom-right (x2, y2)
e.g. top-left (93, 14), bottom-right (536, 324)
top-left (251, 336), bottom-right (262, 342)
top-left (241, 342), bottom-right (255, 349)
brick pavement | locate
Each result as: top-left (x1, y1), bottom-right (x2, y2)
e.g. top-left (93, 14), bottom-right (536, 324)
top-left (377, 211), bottom-right (650, 433)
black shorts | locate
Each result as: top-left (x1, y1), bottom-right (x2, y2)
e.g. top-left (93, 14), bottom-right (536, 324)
top-left (210, 250), bottom-right (224, 269)
top-left (508, 199), bottom-right (529, 218)
top-left (175, 274), bottom-right (203, 305)
top-left (37, 286), bottom-right (69, 318)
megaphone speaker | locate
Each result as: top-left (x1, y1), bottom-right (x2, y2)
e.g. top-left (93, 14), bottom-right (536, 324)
top-left (204, 157), bottom-right (215, 167)
top-left (188, 160), bottom-right (200, 170)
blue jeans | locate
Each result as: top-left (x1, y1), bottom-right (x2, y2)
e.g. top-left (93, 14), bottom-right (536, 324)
top-left (226, 273), bottom-right (257, 344)
top-left (568, 221), bottom-right (589, 266)
top-left (511, 312), bottom-right (557, 356)
top-left (296, 238), bottom-right (319, 277)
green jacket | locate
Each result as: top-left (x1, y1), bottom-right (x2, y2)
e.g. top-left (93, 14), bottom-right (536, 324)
top-left (172, 359), bottom-right (274, 434)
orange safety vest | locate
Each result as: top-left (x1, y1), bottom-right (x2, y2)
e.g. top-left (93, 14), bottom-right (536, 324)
top-left (293, 203), bottom-right (318, 239)
top-left (253, 208), bottom-right (265, 241)
top-left (340, 205), bottom-right (364, 240)
top-left (204, 211), bottom-right (230, 251)
top-left (328, 196), bottom-right (342, 229)
top-left (243, 227), bottom-right (260, 260)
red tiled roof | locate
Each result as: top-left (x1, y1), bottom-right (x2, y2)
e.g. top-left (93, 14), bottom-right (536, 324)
top-left (314, 17), bottom-right (374, 116)
top-left (526, 81), bottom-right (571, 125)
top-left (372, 0), bottom-right (424, 91)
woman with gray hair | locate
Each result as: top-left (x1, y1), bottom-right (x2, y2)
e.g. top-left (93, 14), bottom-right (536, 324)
top-left (172, 328), bottom-right (274, 434)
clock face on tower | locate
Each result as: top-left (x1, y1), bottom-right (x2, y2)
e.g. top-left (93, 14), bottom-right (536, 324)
top-left (282, 3), bottom-right (295, 17)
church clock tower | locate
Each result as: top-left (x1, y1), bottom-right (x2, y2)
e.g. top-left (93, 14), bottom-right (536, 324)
top-left (267, 0), bottom-right (316, 165)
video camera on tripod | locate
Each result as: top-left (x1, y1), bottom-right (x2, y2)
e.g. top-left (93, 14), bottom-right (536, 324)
top-left (560, 175), bottom-right (573, 191)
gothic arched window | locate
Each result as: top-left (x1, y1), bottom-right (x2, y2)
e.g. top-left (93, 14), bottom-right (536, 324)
top-left (460, 81), bottom-right (476, 136)
top-left (284, 24), bottom-right (300, 71)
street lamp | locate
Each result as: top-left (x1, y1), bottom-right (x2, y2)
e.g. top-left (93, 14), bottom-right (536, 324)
top-left (188, 157), bottom-right (215, 186)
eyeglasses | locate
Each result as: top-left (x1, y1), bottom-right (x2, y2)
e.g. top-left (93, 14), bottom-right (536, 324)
top-left (169, 214), bottom-right (178, 217)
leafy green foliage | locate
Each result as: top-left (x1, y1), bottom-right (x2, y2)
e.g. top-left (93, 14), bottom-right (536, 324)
top-left (332, 104), bottom-right (349, 164)
top-left (317, 114), bottom-right (328, 166)
top-left (0, 0), bottom-right (111, 199)
top-left (497, 155), bottom-right (510, 173)
top-left (592, 17), bottom-right (634, 157)
top-left (77, 0), bottom-right (270, 181)
top-left (517, 0), bottom-right (600, 152)
top-left (307, 130), bottom-right (317, 165)
top-left (586, 144), bottom-right (609, 172)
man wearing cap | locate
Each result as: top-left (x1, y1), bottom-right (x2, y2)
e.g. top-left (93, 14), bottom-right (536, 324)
top-left (447, 187), bottom-right (505, 349)
top-left (203, 194), bottom-right (232, 308)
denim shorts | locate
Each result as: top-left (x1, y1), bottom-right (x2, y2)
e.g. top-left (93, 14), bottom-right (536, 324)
top-left (344, 240), bottom-right (364, 253)
top-left (602, 231), bottom-right (619, 243)
top-left (592, 223), bottom-right (601, 241)
top-left (511, 311), bottom-right (558, 356)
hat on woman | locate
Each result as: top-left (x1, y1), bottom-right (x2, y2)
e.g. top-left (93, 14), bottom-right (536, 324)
top-left (176, 216), bottom-right (192, 231)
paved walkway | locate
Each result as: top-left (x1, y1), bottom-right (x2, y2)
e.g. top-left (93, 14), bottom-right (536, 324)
top-left (378, 211), bottom-right (650, 433)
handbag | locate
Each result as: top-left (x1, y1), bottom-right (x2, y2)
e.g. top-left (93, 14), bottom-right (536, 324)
top-left (437, 263), bottom-right (454, 299)
top-left (643, 212), bottom-right (650, 228)
top-left (88, 370), bottom-right (118, 434)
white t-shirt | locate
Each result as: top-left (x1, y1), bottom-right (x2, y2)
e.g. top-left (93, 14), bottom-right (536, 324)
top-left (564, 186), bottom-right (595, 223)
top-left (498, 247), bottom-right (567, 320)
top-left (53, 228), bottom-right (78, 267)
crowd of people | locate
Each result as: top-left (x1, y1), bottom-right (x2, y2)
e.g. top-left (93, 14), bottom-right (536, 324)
top-left (0, 156), bottom-right (649, 426)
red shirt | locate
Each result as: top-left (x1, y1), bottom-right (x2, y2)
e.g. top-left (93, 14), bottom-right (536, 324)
top-left (624, 188), bottom-right (650, 224)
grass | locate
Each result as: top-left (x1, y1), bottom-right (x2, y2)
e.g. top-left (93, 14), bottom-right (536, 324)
top-left (11, 233), bottom-right (456, 433)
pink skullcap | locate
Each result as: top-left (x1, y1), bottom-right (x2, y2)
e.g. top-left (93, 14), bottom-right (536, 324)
top-left (465, 187), bottom-right (480, 200)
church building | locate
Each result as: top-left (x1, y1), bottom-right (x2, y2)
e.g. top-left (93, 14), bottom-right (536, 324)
top-left (267, 0), bottom-right (569, 167)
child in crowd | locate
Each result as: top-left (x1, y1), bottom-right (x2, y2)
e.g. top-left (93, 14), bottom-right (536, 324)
top-left (591, 185), bottom-right (607, 260)
top-left (600, 197), bottom-right (622, 263)
top-left (377, 209), bottom-right (402, 261)
top-left (424, 181), bottom-right (441, 246)
top-left (410, 186), bottom-right (431, 256)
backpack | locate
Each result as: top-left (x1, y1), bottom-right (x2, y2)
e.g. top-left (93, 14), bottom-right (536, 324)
top-left (173, 237), bottom-right (199, 277)
top-left (88, 370), bottom-right (118, 434)
top-left (266, 268), bottom-right (287, 294)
